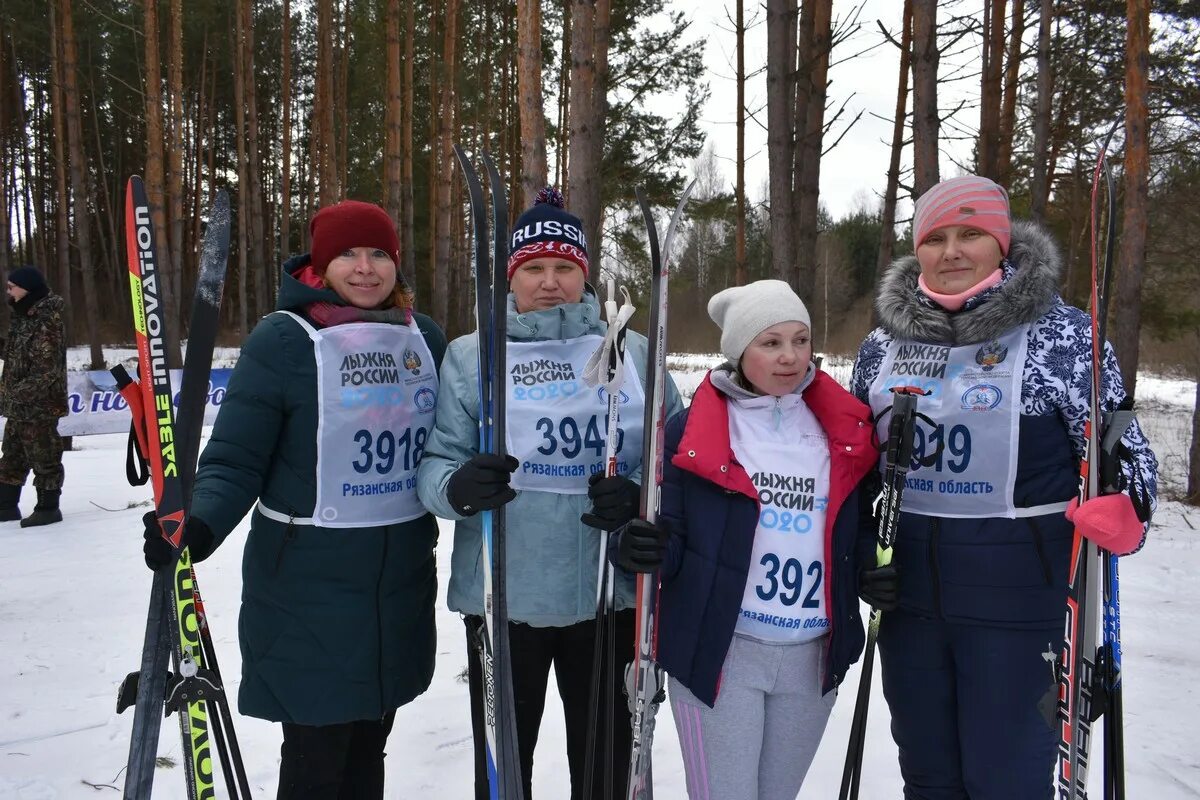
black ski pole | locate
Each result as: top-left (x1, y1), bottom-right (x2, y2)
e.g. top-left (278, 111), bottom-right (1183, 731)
top-left (839, 386), bottom-right (925, 800)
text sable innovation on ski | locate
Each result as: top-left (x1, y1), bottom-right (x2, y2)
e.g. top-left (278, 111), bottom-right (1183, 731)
top-left (453, 145), bottom-right (525, 800)
top-left (113, 176), bottom-right (249, 800)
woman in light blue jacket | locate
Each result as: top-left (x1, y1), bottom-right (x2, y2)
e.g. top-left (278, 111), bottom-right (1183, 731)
top-left (417, 188), bottom-right (682, 799)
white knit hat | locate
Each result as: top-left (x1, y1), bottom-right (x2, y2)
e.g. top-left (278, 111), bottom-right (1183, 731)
top-left (707, 279), bottom-right (812, 364)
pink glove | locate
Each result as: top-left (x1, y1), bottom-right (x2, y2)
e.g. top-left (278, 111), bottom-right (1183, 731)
top-left (1065, 494), bottom-right (1144, 556)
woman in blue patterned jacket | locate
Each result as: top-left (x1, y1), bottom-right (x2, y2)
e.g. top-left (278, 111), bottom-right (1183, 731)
top-left (849, 175), bottom-right (1156, 799)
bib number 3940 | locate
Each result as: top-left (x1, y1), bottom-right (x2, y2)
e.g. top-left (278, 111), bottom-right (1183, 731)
top-left (535, 413), bottom-right (623, 459)
top-left (756, 554), bottom-right (822, 608)
top-left (352, 427), bottom-right (428, 475)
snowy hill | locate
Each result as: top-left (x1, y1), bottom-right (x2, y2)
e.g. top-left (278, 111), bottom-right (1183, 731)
top-left (0, 360), bottom-right (1197, 798)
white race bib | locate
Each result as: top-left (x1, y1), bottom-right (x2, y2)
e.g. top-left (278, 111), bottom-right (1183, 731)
top-left (505, 337), bottom-right (645, 494)
top-left (277, 311), bottom-right (437, 528)
top-left (868, 325), bottom-right (1062, 518)
top-left (730, 396), bottom-right (831, 643)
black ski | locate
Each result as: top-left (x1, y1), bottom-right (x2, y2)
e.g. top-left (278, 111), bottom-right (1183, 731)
top-left (453, 145), bottom-right (525, 800)
top-left (625, 182), bottom-right (694, 800)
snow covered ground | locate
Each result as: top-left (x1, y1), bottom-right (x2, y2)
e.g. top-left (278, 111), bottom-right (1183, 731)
top-left (1, 360), bottom-right (1197, 798)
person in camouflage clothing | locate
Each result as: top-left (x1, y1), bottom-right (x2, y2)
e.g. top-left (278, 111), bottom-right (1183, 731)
top-left (0, 266), bottom-right (67, 527)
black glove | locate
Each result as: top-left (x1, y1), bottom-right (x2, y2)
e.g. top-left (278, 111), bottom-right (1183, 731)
top-left (616, 519), bottom-right (668, 573)
top-left (858, 563), bottom-right (899, 611)
top-left (581, 473), bottom-right (641, 532)
top-left (446, 453), bottom-right (519, 516)
top-left (143, 511), bottom-right (215, 571)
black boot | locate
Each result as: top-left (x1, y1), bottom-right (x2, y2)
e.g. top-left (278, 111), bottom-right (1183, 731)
top-left (0, 483), bottom-right (21, 522)
top-left (21, 488), bottom-right (62, 527)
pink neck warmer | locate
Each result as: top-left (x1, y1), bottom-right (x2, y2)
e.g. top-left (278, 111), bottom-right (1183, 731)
top-left (917, 269), bottom-right (1003, 311)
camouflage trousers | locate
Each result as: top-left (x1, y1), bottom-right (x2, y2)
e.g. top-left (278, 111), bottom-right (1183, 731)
top-left (0, 418), bottom-right (64, 491)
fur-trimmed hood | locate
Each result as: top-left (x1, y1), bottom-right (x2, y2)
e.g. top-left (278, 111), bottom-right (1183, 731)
top-left (875, 219), bottom-right (1063, 345)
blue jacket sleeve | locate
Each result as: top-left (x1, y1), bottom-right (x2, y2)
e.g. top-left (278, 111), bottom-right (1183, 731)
top-left (416, 335), bottom-right (480, 521)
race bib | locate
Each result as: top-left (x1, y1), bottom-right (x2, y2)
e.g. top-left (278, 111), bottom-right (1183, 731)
top-left (730, 397), bottom-right (831, 643)
top-left (868, 325), bottom-right (1041, 518)
top-left (277, 312), bottom-right (437, 527)
top-left (505, 337), bottom-right (645, 494)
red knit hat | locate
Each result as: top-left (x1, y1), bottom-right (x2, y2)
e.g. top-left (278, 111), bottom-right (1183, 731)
top-left (913, 175), bottom-right (1011, 255)
top-left (309, 200), bottom-right (401, 274)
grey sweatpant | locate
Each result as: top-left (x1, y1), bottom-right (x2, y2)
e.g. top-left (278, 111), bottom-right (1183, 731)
top-left (669, 633), bottom-right (834, 800)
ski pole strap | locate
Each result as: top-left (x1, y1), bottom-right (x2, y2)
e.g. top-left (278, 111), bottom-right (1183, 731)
top-left (582, 280), bottom-right (635, 394)
top-left (112, 365), bottom-right (151, 487)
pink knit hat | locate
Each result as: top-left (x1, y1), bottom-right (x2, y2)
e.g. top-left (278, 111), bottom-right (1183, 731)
top-left (913, 175), bottom-right (1011, 255)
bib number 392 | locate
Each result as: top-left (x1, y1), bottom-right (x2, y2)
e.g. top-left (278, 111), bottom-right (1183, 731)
top-left (755, 554), bottom-right (822, 608)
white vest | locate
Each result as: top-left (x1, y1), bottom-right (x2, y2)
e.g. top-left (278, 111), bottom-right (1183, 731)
top-left (868, 325), bottom-right (1066, 519)
top-left (273, 311), bottom-right (437, 528)
top-left (730, 393), bottom-right (831, 643)
top-left (505, 336), bottom-right (645, 494)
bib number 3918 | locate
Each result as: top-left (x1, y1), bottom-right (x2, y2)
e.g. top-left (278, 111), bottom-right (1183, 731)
top-left (756, 554), bottom-right (822, 608)
top-left (352, 427), bottom-right (428, 475)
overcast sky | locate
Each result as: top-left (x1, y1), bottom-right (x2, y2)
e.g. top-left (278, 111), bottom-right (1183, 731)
top-left (680, 0), bottom-right (988, 221)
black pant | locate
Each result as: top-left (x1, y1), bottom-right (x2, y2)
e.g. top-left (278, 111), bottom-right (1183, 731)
top-left (465, 611), bottom-right (636, 800)
top-left (277, 712), bottom-right (396, 800)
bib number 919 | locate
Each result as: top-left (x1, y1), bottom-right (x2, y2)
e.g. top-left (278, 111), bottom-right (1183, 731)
top-left (912, 422), bottom-right (972, 473)
top-left (352, 427), bottom-right (428, 475)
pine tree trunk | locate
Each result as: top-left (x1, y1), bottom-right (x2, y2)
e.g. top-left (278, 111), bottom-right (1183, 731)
top-left (567, 0), bottom-right (609, 280)
top-left (241, 0), bottom-right (269, 317)
top-left (1113, 0), bottom-right (1149, 399)
top-left (995, 0), bottom-right (1025, 183)
top-left (402, 0), bottom-right (416, 288)
top-left (0, 36), bottom-right (8, 280)
top-left (977, 0), bottom-right (1005, 180)
top-left (765, 0), bottom-right (797, 286)
top-left (794, 0), bottom-right (832, 302)
top-left (386, 0), bottom-right (403, 243)
top-left (911, 0), bottom-right (940, 198)
top-left (877, 0), bottom-right (913, 283)
top-left (556, 0), bottom-right (571, 188)
top-left (315, 0), bottom-right (337, 205)
top-left (338, 0), bottom-right (350, 195)
top-left (734, 0), bottom-right (746, 287)
top-left (168, 0), bottom-right (186, 331)
top-left (281, 0), bottom-right (293, 263)
top-left (1, 24), bottom-right (14, 276)
top-left (233, 10), bottom-right (250, 338)
top-left (1029, 0), bottom-right (1053, 221)
top-left (432, 0), bottom-right (458, 325)
top-left (61, 0), bottom-right (103, 367)
top-left (47, 1), bottom-right (73, 335)
top-left (517, 0), bottom-right (548, 207)
top-left (426, 0), bottom-right (440, 306)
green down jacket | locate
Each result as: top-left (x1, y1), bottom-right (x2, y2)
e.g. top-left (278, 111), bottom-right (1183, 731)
top-left (190, 254), bottom-right (447, 726)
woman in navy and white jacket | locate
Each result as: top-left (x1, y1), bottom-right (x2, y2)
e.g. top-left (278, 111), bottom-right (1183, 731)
top-left (617, 279), bottom-right (879, 800)
top-left (850, 175), bottom-right (1157, 799)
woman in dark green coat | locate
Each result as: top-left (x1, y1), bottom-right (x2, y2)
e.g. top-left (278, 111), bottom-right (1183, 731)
top-left (142, 200), bottom-right (447, 798)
